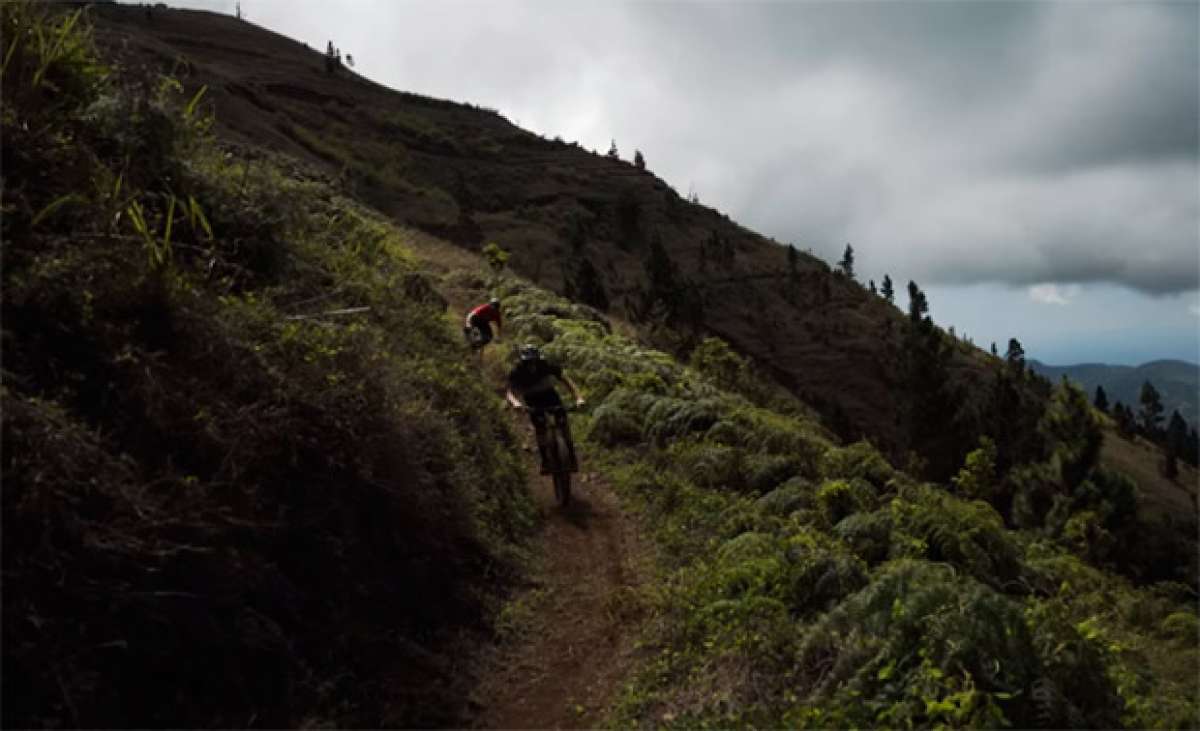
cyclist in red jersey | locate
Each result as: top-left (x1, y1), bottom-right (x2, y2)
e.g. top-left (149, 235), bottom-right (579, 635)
top-left (464, 298), bottom-right (503, 353)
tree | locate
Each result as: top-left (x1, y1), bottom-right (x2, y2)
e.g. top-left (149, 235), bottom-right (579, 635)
top-left (564, 255), bottom-right (609, 311)
top-left (787, 244), bottom-right (798, 273)
top-left (1166, 410), bottom-right (1188, 455)
top-left (1138, 380), bottom-right (1164, 436)
top-left (951, 436), bottom-right (998, 500)
top-left (1163, 410), bottom-right (1187, 479)
top-left (990, 342), bottom-right (998, 357)
top-left (481, 241), bottom-right (509, 273)
top-left (907, 280), bottom-right (929, 325)
top-left (1004, 338), bottom-right (1025, 376)
top-left (1040, 379), bottom-right (1103, 490)
top-left (869, 279), bottom-right (877, 295)
top-left (633, 149), bottom-right (645, 170)
top-left (880, 274), bottom-right (894, 304)
top-left (838, 244), bottom-right (855, 280)
top-left (1093, 385), bottom-right (1109, 413)
top-left (607, 139), bottom-right (619, 159)
top-left (1112, 401), bottom-right (1136, 437)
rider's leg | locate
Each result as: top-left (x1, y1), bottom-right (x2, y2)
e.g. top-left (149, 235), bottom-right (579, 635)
top-left (529, 411), bottom-right (551, 472)
top-left (560, 412), bottom-right (579, 471)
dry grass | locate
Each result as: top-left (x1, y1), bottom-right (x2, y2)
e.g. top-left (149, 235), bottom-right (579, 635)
top-left (1101, 427), bottom-right (1199, 520)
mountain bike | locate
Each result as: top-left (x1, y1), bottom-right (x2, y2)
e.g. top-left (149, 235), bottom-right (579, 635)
top-left (529, 405), bottom-right (578, 506)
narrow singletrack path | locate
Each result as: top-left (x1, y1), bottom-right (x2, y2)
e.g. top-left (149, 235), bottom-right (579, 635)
top-left (403, 234), bottom-right (652, 728)
top-left (471, 411), bottom-right (651, 729)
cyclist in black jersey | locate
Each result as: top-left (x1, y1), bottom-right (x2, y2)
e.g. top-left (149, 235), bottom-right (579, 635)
top-left (505, 344), bottom-right (584, 471)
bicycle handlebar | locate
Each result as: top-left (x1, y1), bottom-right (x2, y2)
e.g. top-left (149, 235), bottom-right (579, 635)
top-left (517, 402), bottom-right (583, 413)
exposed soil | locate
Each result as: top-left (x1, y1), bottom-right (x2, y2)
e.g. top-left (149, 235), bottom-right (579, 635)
top-left (471, 419), bottom-right (650, 729)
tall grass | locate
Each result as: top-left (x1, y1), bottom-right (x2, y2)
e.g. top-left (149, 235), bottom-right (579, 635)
top-left (2, 5), bottom-right (535, 727)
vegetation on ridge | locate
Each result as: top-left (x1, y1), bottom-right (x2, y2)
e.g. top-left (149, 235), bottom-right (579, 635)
top-left (2, 4), bottom-right (533, 726)
top-left (479, 278), bottom-right (1199, 729)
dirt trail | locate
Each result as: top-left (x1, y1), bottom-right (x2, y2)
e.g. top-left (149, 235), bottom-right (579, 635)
top-left (471, 413), bottom-right (650, 729)
top-left (404, 234), bottom-right (651, 729)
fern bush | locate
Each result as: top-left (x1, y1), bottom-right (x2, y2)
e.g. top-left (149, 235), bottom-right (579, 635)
top-left (816, 478), bottom-right (877, 525)
top-left (756, 477), bottom-right (817, 517)
top-left (820, 440), bottom-right (896, 488)
top-left (2, 9), bottom-right (536, 725)
top-left (889, 484), bottom-right (1022, 590)
top-left (833, 509), bottom-right (894, 565)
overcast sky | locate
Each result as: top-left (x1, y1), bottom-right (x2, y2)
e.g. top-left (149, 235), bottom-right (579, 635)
top-left (172, 0), bottom-right (1199, 365)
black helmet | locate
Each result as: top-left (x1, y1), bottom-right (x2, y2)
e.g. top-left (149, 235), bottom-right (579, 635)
top-left (490, 297), bottom-right (501, 309)
top-left (519, 344), bottom-right (541, 361)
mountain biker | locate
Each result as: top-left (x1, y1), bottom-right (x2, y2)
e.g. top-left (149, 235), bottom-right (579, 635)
top-left (505, 344), bottom-right (584, 472)
top-left (464, 298), bottom-right (503, 352)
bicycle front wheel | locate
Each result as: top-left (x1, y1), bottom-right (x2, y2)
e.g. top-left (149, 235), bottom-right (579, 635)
top-left (553, 470), bottom-right (571, 506)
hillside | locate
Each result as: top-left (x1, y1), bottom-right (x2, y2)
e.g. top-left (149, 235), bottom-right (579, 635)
top-left (87, 2), bottom-right (1025, 479)
top-left (1030, 359), bottom-right (1199, 428)
top-left (2, 5), bottom-right (536, 725)
top-left (5, 4), bottom-right (1199, 729)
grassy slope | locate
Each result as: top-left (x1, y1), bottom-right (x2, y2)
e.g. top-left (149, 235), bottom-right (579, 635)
top-left (468, 280), bottom-right (1198, 729)
top-left (90, 3), bottom-right (1021, 475)
top-left (2, 5), bottom-right (534, 726)
top-left (1100, 427), bottom-right (1198, 520)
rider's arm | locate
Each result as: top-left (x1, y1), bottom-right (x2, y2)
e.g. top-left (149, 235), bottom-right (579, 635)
top-left (558, 374), bottom-right (585, 406)
top-left (505, 386), bottom-right (524, 409)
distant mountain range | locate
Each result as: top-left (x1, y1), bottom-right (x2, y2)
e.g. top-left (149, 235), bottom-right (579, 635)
top-left (1029, 359), bottom-right (1199, 428)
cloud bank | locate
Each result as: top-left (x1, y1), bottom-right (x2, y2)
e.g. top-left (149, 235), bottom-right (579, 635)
top-left (195, 0), bottom-right (1199, 295)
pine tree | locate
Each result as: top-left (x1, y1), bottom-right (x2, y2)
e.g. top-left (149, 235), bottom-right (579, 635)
top-left (1164, 410), bottom-right (1188, 479)
top-left (1167, 410), bottom-right (1188, 452)
top-left (869, 279), bottom-right (877, 295)
top-left (633, 149), bottom-right (645, 170)
top-left (838, 244), bottom-right (855, 280)
top-left (990, 342), bottom-right (998, 357)
top-left (565, 256), bottom-right (609, 311)
top-left (1040, 379), bottom-right (1103, 490)
top-left (1004, 338), bottom-right (1025, 376)
top-left (906, 280), bottom-right (929, 325)
top-left (607, 139), bottom-right (619, 159)
top-left (880, 274), bottom-right (894, 304)
top-left (1138, 380), bottom-right (1164, 437)
top-left (1093, 385), bottom-right (1109, 413)
top-left (1112, 401), bottom-right (1135, 437)
top-left (1186, 427), bottom-right (1200, 467)
top-left (641, 230), bottom-right (678, 318)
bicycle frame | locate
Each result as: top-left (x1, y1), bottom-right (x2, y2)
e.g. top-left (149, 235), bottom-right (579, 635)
top-left (528, 405), bottom-right (578, 473)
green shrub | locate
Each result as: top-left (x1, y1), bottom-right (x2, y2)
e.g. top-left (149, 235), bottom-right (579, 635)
top-left (1159, 611), bottom-right (1199, 642)
top-left (791, 561), bottom-right (1039, 728)
top-left (821, 440), bottom-right (896, 488)
top-left (833, 509), bottom-right (893, 565)
top-left (890, 484), bottom-right (1022, 590)
top-left (756, 477), bottom-right (816, 517)
top-left (816, 478), bottom-right (876, 525)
